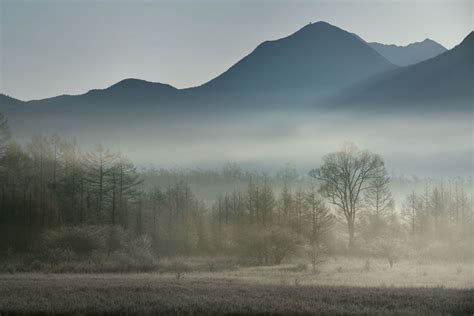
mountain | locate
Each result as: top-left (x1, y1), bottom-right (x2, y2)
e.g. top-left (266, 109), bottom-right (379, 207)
top-left (1, 22), bottom-right (471, 141)
top-left (1, 21), bottom-right (396, 116)
top-left (337, 32), bottom-right (473, 110)
top-left (26, 79), bottom-right (180, 113)
top-left (192, 21), bottom-right (395, 105)
top-left (0, 94), bottom-right (24, 108)
top-left (368, 39), bottom-right (447, 66)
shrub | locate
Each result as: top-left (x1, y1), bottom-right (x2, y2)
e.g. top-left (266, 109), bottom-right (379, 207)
top-left (367, 237), bottom-right (403, 268)
top-left (306, 243), bottom-right (327, 272)
top-left (126, 235), bottom-right (154, 265)
top-left (237, 226), bottom-right (301, 265)
top-left (30, 225), bottom-right (159, 272)
top-left (266, 227), bottom-right (301, 264)
top-left (40, 226), bottom-right (106, 261)
top-left (103, 252), bottom-right (136, 273)
top-left (106, 226), bottom-right (128, 253)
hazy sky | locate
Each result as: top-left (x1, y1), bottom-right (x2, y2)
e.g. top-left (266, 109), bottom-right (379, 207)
top-left (1, 0), bottom-right (472, 100)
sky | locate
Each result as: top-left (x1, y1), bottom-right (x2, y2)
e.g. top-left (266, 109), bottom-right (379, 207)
top-left (1, 0), bottom-right (472, 101)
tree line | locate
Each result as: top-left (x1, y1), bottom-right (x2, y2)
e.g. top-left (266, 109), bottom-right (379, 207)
top-left (0, 113), bottom-right (472, 264)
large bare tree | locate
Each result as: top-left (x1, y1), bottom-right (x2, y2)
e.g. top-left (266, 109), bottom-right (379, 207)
top-left (309, 144), bottom-right (386, 249)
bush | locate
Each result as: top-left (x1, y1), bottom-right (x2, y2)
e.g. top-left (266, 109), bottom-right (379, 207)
top-left (365, 237), bottom-right (404, 268)
top-left (266, 228), bottom-right (301, 264)
top-left (40, 226), bottom-right (106, 261)
top-left (237, 226), bottom-right (301, 265)
top-left (306, 243), bottom-right (327, 272)
top-left (13, 225), bottom-right (161, 272)
top-left (126, 236), bottom-right (156, 268)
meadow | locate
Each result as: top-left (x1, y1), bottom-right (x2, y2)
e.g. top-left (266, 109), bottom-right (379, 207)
top-left (1, 257), bottom-right (473, 315)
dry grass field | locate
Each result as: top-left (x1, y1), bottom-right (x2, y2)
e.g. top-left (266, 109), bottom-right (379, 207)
top-left (1, 257), bottom-right (473, 315)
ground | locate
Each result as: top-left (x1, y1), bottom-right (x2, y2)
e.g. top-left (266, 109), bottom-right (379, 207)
top-left (1, 257), bottom-right (473, 315)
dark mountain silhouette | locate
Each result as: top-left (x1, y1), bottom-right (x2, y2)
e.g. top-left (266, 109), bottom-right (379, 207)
top-left (0, 23), bottom-right (471, 136)
top-left (190, 21), bottom-right (395, 105)
top-left (0, 94), bottom-right (24, 108)
top-left (368, 39), bottom-right (447, 66)
top-left (1, 21), bottom-right (395, 116)
top-left (336, 32), bottom-right (473, 109)
top-left (20, 79), bottom-right (179, 113)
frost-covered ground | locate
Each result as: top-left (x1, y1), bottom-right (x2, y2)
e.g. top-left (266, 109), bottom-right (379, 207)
top-left (1, 257), bottom-right (472, 315)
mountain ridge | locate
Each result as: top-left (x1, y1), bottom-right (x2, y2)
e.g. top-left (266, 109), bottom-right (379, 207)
top-left (1, 24), bottom-right (471, 116)
top-left (195, 21), bottom-right (395, 100)
top-left (368, 38), bottom-right (447, 66)
top-left (333, 31), bottom-right (473, 110)
top-left (1, 21), bottom-right (397, 112)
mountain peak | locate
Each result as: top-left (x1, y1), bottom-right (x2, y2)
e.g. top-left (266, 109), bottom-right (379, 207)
top-left (301, 20), bottom-right (335, 30)
top-left (368, 38), bottom-right (447, 66)
top-left (291, 21), bottom-right (345, 38)
top-left (106, 78), bottom-right (177, 91)
top-left (338, 31), bottom-right (473, 109)
top-left (198, 20), bottom-right (394, 103)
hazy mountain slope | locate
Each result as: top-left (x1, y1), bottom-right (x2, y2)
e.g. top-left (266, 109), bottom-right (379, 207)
top-left (337, 32), bottom-right (473, 110)
top-left (1, 21), bottom-right (396, 117)
top-left (193, 21), bottom-right (395, 105)
top-left (0, 94), bottom-right (25, 108)
top-left (369, 39), bottom-right (447, 66)
top-left (1, 23), bottom-right (471, 141)
top-left (29, 79), bottom-right (179, 113)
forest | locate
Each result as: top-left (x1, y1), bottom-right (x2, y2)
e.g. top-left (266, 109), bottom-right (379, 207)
top-left (0, 112), bottom-right (472, 274)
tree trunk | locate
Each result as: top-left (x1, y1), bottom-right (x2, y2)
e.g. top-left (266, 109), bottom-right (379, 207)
top-left (348, 220), bottom-right (355, 250)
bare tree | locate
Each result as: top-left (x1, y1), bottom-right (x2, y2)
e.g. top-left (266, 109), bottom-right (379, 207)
top-left (401, 191), bottom-right (423, 239)
top-left (371, 237), bottom-right (399, 268)
top-left (149, 186), bottom-right (165, 253)
top-left (305, 185), bottom-right (333, 244)
top-left (293, 188), bottom-right (305, 233)
top-left (309, 144), bottom-right (386, 250)
top-left (84, 144), bottom-right (117, 221)
top-left (364, 170), bottom-right (394, 218)
top-left (307, 243), bottom-right (327, 272)
top-left (430, 184), bottom-right (448, 237)
top-left (278, 182), bottom-right (293, 225)
top-left (0, 113), bottom-right (11, 190)
top-left (360, 170), bottom-right (394, 238)
top-left (0, 113), bottom-right (10, 159)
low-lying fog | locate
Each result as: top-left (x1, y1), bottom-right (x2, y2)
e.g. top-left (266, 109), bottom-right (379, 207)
top-left (11, 109), bottom-right (471, 177)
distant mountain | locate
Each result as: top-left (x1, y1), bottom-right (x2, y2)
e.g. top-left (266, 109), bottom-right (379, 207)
top-left (368, 39), bottom-right (447, 66)
top-left (337, 32), bottom-right (473, 109)
top-left (0, 94), bottom-right (24, 108)
top-left (24, 79), bottom-right (180, 113)
top-left (192, 21), bottom-right (395, 105)
top-left (1, 21), bottom-right (396, 116)
top-left (0, 23), bottom-right (471, 140)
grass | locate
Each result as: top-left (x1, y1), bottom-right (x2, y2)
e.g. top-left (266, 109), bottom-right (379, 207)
top-left (1, 257), bottom-right (473, 315)
top-left (213, 257), bottom-right (474, 289)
